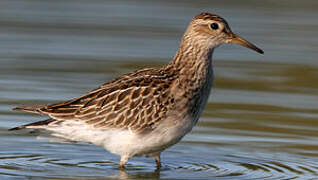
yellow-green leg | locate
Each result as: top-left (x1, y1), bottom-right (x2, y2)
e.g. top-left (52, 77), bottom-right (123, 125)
top-left (155, 154), bottom-right (161, 169)
top-left (120, 155), bottom-right (129, 169)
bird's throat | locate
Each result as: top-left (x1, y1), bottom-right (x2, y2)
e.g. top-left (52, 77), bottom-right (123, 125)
top-left (168, 43), bottom-right (214, 90)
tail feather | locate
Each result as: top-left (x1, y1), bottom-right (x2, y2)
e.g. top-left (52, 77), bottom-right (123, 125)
top-left (9, 119), bottom-right (56, 131)
top-left (13, 105), bottom-right (44, 114)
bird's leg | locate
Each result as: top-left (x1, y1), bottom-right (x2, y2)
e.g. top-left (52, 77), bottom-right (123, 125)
top-left (120, 155), bottom-right (129, 169)
top-left (155, 154), bottom-right (161, 169)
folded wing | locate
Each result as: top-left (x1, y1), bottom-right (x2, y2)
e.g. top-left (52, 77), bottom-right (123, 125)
top-left (13, 68), bottom-right (177, 132)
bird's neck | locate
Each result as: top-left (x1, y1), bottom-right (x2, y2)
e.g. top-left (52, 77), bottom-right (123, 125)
top-left (163, 38), bottom-right (215, 125)
top-left (166, 39), bottom-right (214, 89)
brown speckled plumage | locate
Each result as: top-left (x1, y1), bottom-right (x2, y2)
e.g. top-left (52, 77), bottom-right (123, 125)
top-left (14, 67), bottom-right (179, 132)
top-left (11, 12), bottom-right (263, 168)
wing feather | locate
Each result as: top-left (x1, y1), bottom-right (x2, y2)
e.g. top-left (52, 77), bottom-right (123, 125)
top-left (14, 68), bottom-right (178, 132)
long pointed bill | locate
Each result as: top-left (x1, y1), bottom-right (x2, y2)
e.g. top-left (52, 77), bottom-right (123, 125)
top-left (228, 34), bottom-right (264, 54)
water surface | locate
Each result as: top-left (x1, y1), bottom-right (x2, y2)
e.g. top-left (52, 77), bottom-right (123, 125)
top-left (1, 0), bottom-right (318, 179)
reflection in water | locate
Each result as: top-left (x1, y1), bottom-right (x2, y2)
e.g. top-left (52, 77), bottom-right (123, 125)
top-left (117, 168), bottom-right (161, 180)
top-left (0, 0), bottom-right (318, 179)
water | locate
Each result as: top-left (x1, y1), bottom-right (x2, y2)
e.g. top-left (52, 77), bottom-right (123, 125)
top-left (1, 0), bottom-right (318, 179)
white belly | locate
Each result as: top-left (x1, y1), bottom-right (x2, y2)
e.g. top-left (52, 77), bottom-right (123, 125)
top-left (45, 116), bottom-right (194, 158)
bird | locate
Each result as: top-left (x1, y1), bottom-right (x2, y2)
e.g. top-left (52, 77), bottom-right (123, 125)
top-left (10, 12), bottom-right (263, 169)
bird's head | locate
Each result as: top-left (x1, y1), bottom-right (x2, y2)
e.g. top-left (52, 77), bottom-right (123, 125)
top-left (183, 12), bottom-right (263, 54)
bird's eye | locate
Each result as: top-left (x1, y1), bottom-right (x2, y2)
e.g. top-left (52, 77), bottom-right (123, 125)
top-left (209, 23), bottom-right (219, 30)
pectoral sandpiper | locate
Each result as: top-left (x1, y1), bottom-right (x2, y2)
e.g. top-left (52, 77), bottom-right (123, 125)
top-left (10, 12), bottom-right (263, 169)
